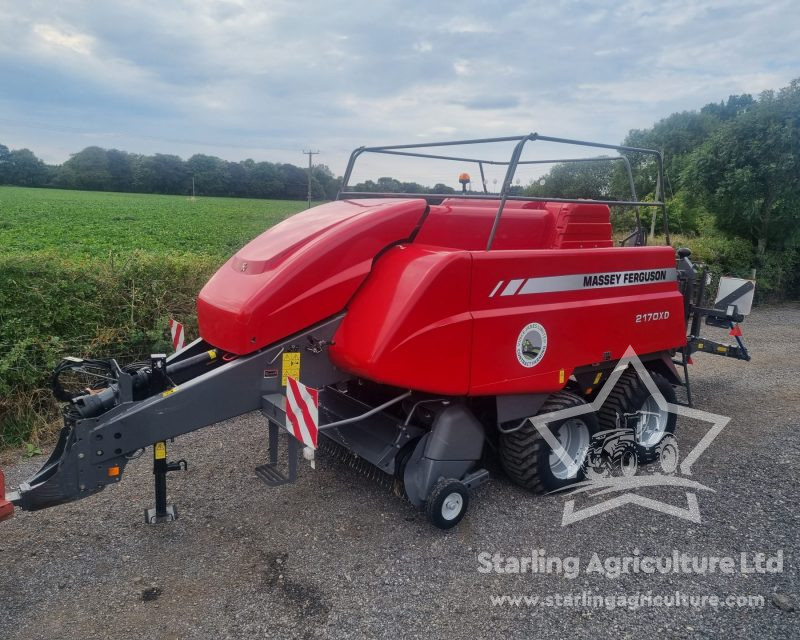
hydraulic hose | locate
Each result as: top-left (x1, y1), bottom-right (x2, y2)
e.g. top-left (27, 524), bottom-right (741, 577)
top-left (70, 350), bottom-right (219, 419)
top-left (166, 349), bottom-right (218, 376)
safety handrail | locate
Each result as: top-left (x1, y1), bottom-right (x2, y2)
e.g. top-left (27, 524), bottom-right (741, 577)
top-left (337, 133), bottom-right (668, 248)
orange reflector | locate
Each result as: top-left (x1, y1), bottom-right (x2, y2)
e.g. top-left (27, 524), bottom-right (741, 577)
top-left (585, 387), bottom-right (593, 395)
top-left (107, 466), bottom-right (120, 477)
top-left (729, 325), bottom-right (743, 337)
top-left (558, 369), bottom-right (565, 384)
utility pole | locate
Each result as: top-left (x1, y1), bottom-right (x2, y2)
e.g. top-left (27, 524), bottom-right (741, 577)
top-left (303, 149), bottom-right (319, 209)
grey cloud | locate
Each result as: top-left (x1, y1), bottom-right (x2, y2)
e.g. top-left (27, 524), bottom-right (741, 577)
top-left (0, 0), bottom-right (796, 172)
top-left (451, 96), bottom-right (521, 110)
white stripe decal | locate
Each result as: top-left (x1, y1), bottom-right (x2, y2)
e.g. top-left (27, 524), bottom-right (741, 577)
top-left (489, 281), bottom-right (504, 297)
top-left (491, 268), bottom-right (678, 297)
top-left (501, 279), bottom-right (525, 296)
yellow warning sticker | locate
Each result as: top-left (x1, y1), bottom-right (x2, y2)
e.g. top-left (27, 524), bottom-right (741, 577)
top-left (154, 442), bottom-right (166, 460)
top-left (282, 352), bottom-right (300, 386)
top-left (161, 387), bottom-right (178, 398)
top-left (593, 372), bottom-right (603, 385)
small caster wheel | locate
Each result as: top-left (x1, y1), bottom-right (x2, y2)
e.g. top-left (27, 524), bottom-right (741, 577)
top-left (425, 478), bottom-right (469, 529)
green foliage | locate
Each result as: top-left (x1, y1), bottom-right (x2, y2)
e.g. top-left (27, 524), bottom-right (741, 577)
top-left (624, 109), bottom-right (723, 198)
top-left (0, 249), bottom-right (223, 445)
top-left (665, 190), bottom-right (710, 235)
top-left (526, 159), bottom-right (616, 199)
top-left (350, 177), bottom-right (454, 194)
top-left (660, 230), bottom-right (799, 301)
top-left (0, 187), bottom-right (309, 447)
top-left (530, 78), bottom-right (799, 299)
top-left (0, 148), bottom-right (50, 187)
top-left (24, 442), bottom-right (42, 458)
top-left (1, 409), bottom-right (38, 450)
top-left (684, 80), bottom-right (800, 256)
top-left (662, 232), bottom-right (754, 278)
top-left (57, 146), bottom-right (113, 191)
top-left (756, 242), bottom-right (800, 301)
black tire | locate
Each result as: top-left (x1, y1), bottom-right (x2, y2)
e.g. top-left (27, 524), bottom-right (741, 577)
top-left (425, 478), bottom-right (469, 529)
top-left (598, 368), bottom-right (678, 462)
top-left (500, 391), bottom-right (599, 493)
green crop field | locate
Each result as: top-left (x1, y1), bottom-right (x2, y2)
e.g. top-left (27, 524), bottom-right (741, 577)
top-left (0, 186), bottom-right (307, 257)
top-left (0, 186), bottom-right (310, 448)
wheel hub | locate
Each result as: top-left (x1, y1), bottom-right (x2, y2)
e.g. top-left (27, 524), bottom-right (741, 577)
top-left (548, 419), bottom-right (590, 480)
top-left (441, 492), bottom-right (463, 520)
top-left (636, 396), bottom-right (669, 447)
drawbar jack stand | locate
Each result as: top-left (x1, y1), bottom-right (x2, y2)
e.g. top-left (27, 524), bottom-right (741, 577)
top-left (144, 440), bottom-right (186, 524)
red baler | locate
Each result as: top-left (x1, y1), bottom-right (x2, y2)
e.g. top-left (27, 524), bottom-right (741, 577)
top-left (3, 134), bottom-right (751, 528)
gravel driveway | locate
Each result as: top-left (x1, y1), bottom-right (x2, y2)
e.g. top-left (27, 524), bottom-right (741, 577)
top-left (1, 304), bottom-right (798, 639)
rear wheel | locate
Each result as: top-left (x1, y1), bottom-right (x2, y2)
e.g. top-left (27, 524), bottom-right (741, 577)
top-left (598, 368), bottom-right (677, 462)
top-left (500, 391), bottom-right (598, 493)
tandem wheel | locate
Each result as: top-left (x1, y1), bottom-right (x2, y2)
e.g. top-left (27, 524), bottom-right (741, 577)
top-left (425, 478), bottom-right (469, 530)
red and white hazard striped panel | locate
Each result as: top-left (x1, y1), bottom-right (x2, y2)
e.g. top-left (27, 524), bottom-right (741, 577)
top-left (169, 319), bottom-right (185, 352)
top-left (285, 376), bottom-right (319, 449)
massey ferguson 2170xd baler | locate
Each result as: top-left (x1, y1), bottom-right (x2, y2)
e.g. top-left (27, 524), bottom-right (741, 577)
top-left (1, 134), bottom-right (752, 529)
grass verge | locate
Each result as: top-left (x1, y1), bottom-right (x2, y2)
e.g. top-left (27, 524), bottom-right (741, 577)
top-left (0, 251), bottom-right (221, 448)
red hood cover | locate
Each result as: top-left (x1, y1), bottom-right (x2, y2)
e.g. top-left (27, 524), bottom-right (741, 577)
top-left (197, 198), bottom-right (428, 354)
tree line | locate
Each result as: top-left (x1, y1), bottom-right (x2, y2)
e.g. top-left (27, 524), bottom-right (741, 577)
top-left (0, 143), bottom-right (494, 201)
top-left (527, 78), bottom-right (800, 265)
top-left (0, 144), bottom-right (344, 200)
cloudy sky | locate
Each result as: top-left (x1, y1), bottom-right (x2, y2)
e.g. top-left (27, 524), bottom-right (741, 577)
top-left (0, 0), bottom-right (797, 179)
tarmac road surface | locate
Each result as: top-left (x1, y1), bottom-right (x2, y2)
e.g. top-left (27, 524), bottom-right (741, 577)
top-left (1, 304), bottom-right (798, 639)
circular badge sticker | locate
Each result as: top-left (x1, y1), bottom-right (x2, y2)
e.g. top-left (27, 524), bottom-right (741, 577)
top-left (516, 322), bottom-right (547, 368)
